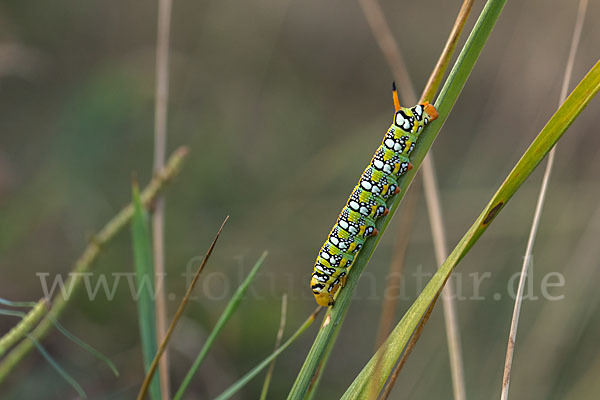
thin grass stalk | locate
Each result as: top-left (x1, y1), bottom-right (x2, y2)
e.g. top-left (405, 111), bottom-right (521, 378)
top-left (422, 155), bottom-right (465, 400)
top-left (173, 250), bottom-right (268, 400)
top-left (289, 1), bottom-right (507, 396)
top-left (215, 307), bottom-right (323, 400)
top-left (357, 0), bottom-right (416, 103)
top-left (137, 216), bottom-right (230, 400)
top-left (500, 1), bottom-right (588, 398)
top-left (260, 294), bottom-right (288, 400)
top-left (27, 334), bottom-right (87, 398)
top-left (0, 147), bottom-right (188, 384)
top-left (420, 0), bottom-right (475, 103)
top-left (152, 0), bottom-right (173, 396)
top-left (519, 152), bottom-right (600, 398)
top-left (359, 1), bottom-right (472, 398)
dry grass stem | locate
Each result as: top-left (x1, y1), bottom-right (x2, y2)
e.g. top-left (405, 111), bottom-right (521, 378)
top-left (500, 1), bottom-right (588, 398)
top-left (152, 0), bottom-right (174, 396)
top-left (422, 155), bottom-right (466, 400)
top-left (260, 294), bottom-right (288, 400)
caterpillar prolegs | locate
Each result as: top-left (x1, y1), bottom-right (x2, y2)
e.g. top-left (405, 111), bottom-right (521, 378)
top-left (310, 84), bottom-right (438, 307)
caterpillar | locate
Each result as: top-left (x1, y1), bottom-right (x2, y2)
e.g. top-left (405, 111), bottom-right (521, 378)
top-left (310, 84), bottom-right (438, 307)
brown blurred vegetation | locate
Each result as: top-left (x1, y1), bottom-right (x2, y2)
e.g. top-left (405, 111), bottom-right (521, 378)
top-left (1, 0), bottom-right (599, 399)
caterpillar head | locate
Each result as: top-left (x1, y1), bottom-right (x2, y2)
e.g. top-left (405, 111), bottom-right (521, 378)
top-left (311, 273), bottom-right (345, 307)
top-left (311, 278), bottom-right (336, 306)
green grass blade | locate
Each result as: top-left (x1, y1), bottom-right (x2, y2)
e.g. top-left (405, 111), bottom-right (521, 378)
top-left (214, 307), bottom-right (322, 400)
top-left (340, 59), bottom-right (600, 399)
top-left (27, 334), bottom-right (87, 399)
top-left (0, 309), bottom-right (26, 319)
top-left (131, 182), bottom-right (161, 400)
top-left (0, 298), bottom-right (39, 308)
top-left (287, 1), bottom-right (508, 398)
top-left (48, 316), bottom-right (120, 377)
top-left (173, 251), bottom-right (269, 400)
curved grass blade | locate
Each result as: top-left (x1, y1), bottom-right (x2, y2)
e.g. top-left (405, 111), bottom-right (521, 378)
top-left (48, 315), bottom-right (119, 377)
top-left (214, 307), bottom-right (323, 400)
top-left (27, 334), bottom-right (87, 399)
top-left (131, 182), bottom-right (161, 400)
top-left (173, 251), bottom-right (269, 400)
top-left (0, 298), bottom-right (38, 308)
top-left (341, 58), bottom-right (600, 399)
top-left (0, 309), bottom-right (26, 319)
top-left (0, 297), bottom-right (118, 377)
top-left (288, 1), bottom-right (508, 397)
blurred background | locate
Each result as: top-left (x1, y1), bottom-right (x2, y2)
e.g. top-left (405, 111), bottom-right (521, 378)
top-left (1, 0), bottom-right (599, 399)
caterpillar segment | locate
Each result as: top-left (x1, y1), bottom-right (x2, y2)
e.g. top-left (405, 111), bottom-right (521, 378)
top-left (310, 83), bottom-right (438, 307)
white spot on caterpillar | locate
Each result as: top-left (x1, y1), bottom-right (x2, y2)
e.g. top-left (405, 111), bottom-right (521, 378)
top-left (395, 113), bottom-right (405, 126)
top-left (339, 220), bottom-right (349, 229)
top-left (361, 181), bottom-right (372, 190)
top-left (330, 236), bottom-right (339, 245)
top-left (384, 138), bottom-right (394, 149)
top-left (383, 164), bottom-right (392, 174)
top-left (349, 226), bottom-right (358, 234)
top-left (349, 201), bottom-right (360, 210)
top-left (394, 143), bottom-right (402, 151)
top-left (374, 160), bottom-right (384, 169)
top-left (360, 206), bottom-right (369, 215)
top-left (321, 252), bottom-right (329, 259)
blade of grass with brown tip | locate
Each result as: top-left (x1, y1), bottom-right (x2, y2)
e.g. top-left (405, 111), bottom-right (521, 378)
top-left (137, 216), bottom-right (230, 400)
top-left (172, 249), bottom-right (267, 400)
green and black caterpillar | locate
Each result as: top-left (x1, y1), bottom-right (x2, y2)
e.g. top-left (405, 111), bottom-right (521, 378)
top-left (310, 84), bottom-right (438, 306)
